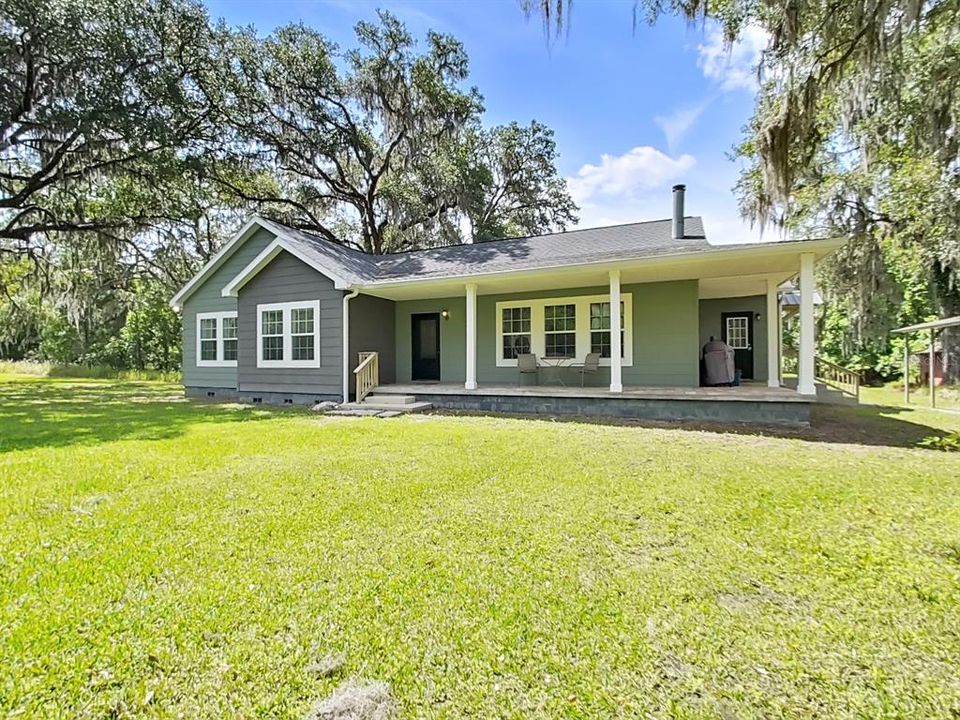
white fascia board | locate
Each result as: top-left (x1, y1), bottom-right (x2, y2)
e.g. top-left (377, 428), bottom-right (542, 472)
top-left (170, 216), bottom-right (268, 309)
top-left (353, 236), bottom-right (848, 293)
top-left (221, 237), bottom-right (352, 298)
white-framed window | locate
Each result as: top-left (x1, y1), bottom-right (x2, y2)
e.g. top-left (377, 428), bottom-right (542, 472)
top-left (222, 316), bottom-right (238, 361)
top-left (725, 316), bottom-right (750, 349)
top-left (196, 311), bottom-right (238, 367)
top-left (495, 293), bottom-right (633, 367)
top-left (501, 306), bottom-right (531, 359)
top-left (544, 303), bottom-right (577, 358)
top-left (256, 300), bottom-right (321, 368)
top-left (589, 301), bottom-right (625, 359)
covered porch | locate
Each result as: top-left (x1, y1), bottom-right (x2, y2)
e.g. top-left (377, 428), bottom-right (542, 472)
top-left (364, 381), bottom-right (812, 425)
top-left (346, 243), bottom-right (828, 408)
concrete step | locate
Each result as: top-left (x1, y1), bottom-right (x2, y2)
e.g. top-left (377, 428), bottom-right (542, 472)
top-left (816, 386), bottom-right (859, 405)
top-left (783, 378), bottom-right (859, 405)
top-left (326, 407), bottom-right (385, 417)
top-left (359, 401), bottom-right (433, 412)
top-left (329, 400), bottom-right (433, 417)
top-left (363, 394), bottom-right (418, 405)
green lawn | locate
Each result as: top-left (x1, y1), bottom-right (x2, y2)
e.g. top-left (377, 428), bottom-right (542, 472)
top-left (860, 382), bottom-right (960, 413)
top-left (2, 375), bottom-right (959, 719)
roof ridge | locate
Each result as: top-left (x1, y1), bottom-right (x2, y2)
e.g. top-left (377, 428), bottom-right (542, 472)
top-left (259, 214), bottom-right (705, 261)
top-left (258, 217), bottom-right (375, 261)
top-left (371, 216), bottom-right (705, 259)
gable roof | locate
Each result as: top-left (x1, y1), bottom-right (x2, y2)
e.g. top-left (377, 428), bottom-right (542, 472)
top-left (169, 216), bottom-right (380, 307)
top-left (170, 217), bottom-right (269, 308)
top-left (172, 214), bottom-right (845, 305)
top-left (370, 217), bottom-right (708, 283)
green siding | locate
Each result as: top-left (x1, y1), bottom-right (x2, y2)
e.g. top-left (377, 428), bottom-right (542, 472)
top-left (181, 227), bottom-right (278, 389)
top-left (395, 297), bottom-right (466, 383)
top-left (627, 280), bottom-right (699, 386)
top-left (698, 295), bottom-right (768, 382)
top-left (394, 280), bottom-right (700, 387)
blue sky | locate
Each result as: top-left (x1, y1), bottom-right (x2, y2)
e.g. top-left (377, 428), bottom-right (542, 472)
top-left (205, 0), bottom-right (769, 243)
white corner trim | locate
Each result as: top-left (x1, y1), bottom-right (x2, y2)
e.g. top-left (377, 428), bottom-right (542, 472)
top-left (494, 292), bottom-right (634, 368)
top-left (256, 300), bottom-right (322, 369)
top-left (195, 311), bottom-right (238, 368)
top-left (222, 238), bottom-right (351, 298)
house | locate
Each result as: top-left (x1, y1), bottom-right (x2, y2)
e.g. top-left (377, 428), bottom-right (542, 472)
top-left (170, 186), bottom-right (844, 424)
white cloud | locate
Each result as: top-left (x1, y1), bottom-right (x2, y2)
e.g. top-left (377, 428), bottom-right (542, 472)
top-left (697, 23), bottom-right (769, 92)
top-left (654, 100), bottom-right (711, 152)
top-left (565, 146), bottom-right (696, 228)
top-left (700, 212), bottom-right (766, 245)
top-left (567, 146), bottom-right (695, 206)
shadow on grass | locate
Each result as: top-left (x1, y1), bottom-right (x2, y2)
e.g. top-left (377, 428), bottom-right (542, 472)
top-left (432, 402), bottom-right (952, 450)
top-left (0, 378), bottom-right (280, 454)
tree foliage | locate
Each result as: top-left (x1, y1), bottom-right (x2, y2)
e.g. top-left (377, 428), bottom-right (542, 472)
top-left (460, 121), bottom-right (578, 242)
top-left (0, 1), bottom-right (577, 367)
top-left (220, 12), bottom-right (482, 254)
top-left (0, 0), bottom-right (227, 251)
top-left (526, 0), bottom-right (960, 379)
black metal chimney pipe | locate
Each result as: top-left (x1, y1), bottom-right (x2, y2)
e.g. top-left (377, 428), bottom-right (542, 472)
top-left (672, 184), bottom-right (686, 239)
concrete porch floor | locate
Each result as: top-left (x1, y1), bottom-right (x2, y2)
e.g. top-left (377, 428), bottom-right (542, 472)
top-left (374, 382), bottom-right (810, 404)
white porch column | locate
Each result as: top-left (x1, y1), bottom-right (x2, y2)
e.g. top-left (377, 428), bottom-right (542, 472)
top-left (797, 252), bottom-right (816, 395)
top-left (465, 283), bottom-right (477, 390)
top-left (609, 269), bottom-right (623, 393)
top-left (766, 278), bottom-right (781, 388)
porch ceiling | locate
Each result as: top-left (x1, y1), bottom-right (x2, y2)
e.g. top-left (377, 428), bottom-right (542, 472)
top-left (358, 238), bottom-right (840, 301)
top-left (698, 273), bottom-right (794, 299)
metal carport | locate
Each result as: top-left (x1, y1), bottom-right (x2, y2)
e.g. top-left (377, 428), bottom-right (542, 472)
top-left (891, 316), bottom-right (960, 408)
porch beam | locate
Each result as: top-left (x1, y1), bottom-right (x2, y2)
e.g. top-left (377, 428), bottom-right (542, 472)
top-left (797, 252), bottom-right (816, 395)
top-left (766, 278), bottom-right (780, 388)
top-left (465, 283), bottom-right (477, 390)
top-left (609, 270), bottom-right (623, 393)
top-left (929, 328), bottom-right (936, 408)
top-left (903, 341), bottom-right (910, 404)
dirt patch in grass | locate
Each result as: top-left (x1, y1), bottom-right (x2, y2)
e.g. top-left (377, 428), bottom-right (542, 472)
top-left (304, 681), bottom-right (393, 720)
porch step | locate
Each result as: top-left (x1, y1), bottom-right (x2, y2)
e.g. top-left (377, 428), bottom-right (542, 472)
top-left (783, 378), bottom-right (859, 405)
top-left (363, 394), bottom-right (418, 405)
top-left (328, 400), bottom-right (433, 418)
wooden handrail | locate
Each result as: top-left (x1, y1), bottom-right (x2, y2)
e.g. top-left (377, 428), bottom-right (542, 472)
top-left (815, 355), bottom-right (861, 400)
top-left (353, 351), bottom-right (379, 402)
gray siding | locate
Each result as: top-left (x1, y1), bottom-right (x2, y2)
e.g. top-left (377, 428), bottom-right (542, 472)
top-left (181, 227), bottom-right (278, 389)
top-left (237, 250), bottom-right (343, 398)
top-left (699, 295), bottom-right (768, 382)
top-left (395, 297), bottom-right (467, 384)
top-left (349, 294), bottom-right (396, 393)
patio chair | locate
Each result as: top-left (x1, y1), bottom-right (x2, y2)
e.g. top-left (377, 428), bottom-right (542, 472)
top-left (518, 353), bottom-right (539, 385)
top-left (574, 352), bottom-right (601, 387)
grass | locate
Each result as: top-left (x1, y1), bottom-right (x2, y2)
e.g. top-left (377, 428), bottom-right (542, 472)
top-left (1, 375), bottom-right (959, 718)
top-left (859, 382), bottom-right (960, 412)
top-left (0, 360), bottom-right (181, 383)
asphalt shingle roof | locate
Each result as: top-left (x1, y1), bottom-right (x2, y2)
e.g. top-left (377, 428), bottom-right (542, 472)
top-left (262, 216), bottom-right (711, 286)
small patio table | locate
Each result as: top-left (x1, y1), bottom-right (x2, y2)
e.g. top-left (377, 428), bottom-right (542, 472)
top-left (539, 357), bottom-right (574, 386)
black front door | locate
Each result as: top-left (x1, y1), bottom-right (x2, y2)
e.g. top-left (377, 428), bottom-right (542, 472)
top-left (721, 311), bottom-right (754, 380)
top-left (411, 313), bottom-right (441, 381)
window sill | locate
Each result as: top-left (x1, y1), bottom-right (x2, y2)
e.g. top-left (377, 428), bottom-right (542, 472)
top-left (197, 360), bottom-right (237, 368)
top-left (257, 360), bottom-right (321, 369)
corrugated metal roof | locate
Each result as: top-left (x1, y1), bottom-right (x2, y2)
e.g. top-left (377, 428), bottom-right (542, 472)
top-left (780, 290), bottom-right (823, 306)
top-left (891, 316), bottom-right (960, 334)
